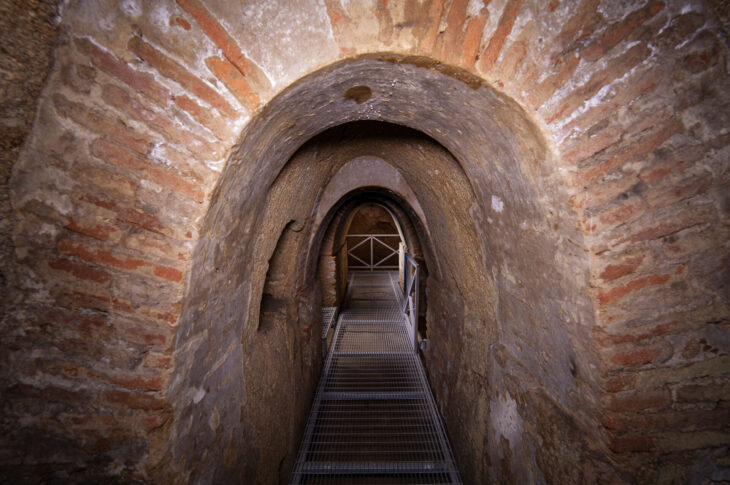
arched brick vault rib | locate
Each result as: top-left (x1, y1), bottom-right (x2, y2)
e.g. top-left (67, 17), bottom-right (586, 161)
top-left (2, 0), bottom-right (728, 482)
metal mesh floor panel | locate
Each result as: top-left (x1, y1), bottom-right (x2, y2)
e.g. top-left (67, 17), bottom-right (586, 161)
top-left (291, 473), bottom-right (456, 484)
top-left (334, 324), bottom-right (412, 355)
top-left (291, 271), bottom-right (461, 484)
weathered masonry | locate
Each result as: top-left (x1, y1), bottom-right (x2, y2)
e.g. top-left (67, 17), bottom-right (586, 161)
top-left (1, 0), bottom-right (728, 483)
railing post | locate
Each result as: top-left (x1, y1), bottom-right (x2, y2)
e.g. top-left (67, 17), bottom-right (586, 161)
top-left (413, 264), bottom-right (419, 352)
top-left (398, 242), bottom-right (405, 290)
top-left (370, 236), bottom-right (374, 271)
top-left (401, 255), bottom-right (419, 353)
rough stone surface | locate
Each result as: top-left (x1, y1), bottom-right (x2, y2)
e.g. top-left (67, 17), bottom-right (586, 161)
top-left (0, 0), bottom-right (61, 332)
top-left (1, 0), bottom-right (729, 483)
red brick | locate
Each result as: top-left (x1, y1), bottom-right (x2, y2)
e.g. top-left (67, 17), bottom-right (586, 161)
top-left (91, 137), bottom-right (146, 171)
top-left (111, 297), bottom-right (179, 324)
top-left (548, 43), bottom-right (652, 124)
top-left (639, 160), bottom-right (687, 183)
top-left (587, 197), bottom-right (645, 233)
top-left (653, 12), bottom-right (706, 51)
top-left (103, 390), bottom-right (165, 410)
top-left (52, 93), bottom-right (151, 155)
top-left (120, 326), bottom-right (170, 349)
top-left (599, 254), bottom-right (644, 282)
top-left (478, 0), bottom-right (523, 73)
top-left (68, 414), bottom-right (117, 429)
top-left (607, 321), bottom-right (679, 345)
top-left (205, 56), bottom-right (259, 111)
top-left (560, 68), bottom-right (661, 147)
top-left (140, 413), bottom-right (169, 431)
top-left (529, 52), bottom-right (580, 109)
top-left (151, 166), bottom-right (205, 203)
top-left (654, 430), bottom-right (730, 452)
top-left (323, 0), bottom-right (351, 34)
top-left (623, 203), bottom-right (716, 245)
top-left (662, 224), bottom-right (728, 258)
top-left (102, 83), bottom-right (222, 161)
top-left (66, 217), bottom-right (121, 242)
top-left (608, 433), bottom-right (655, 452)
top-left (73, 164), bottom-right (137, 200)
top-left (437, 0), bottom-right (468, 62)
top-left (603, 407), bottom-right (730, 433)
top-left (127, 36), bottom-right (237, 118)
top-left (108, 374), bottom-right (165, 392)
top-left (676, 384), bottom-right (730, 403)
top-left (144, 353), bottom-right (172, 370)
top-left (175, 0), bottom-right (270, 93)
top-left (609, 344), bottom-right (670, 367)
top-left (561, 124), bottom-right (621, 166)
top-left (460, 14), bottom-right (487, 67)
top-left (91, 138), bottom-right (204, 202)
top-left (58, 239), bottom-right (183, 283)
top-left (54, 289), bottom-right (112, 312)
top-left (59, 238), bottom-right (144, 270)
top-left (48, 258), bottom-right (111, 284)
top-left (56, 307), bottom-right (109, 332)
top-left (555, 0), bottom-right (600, 50)
top-left (605, 373), bottom-right (636, 393)
top-left (569, 176), bottom-right (638, 212)
top-left (116, 207), bottom-right (168, 237)
top-left (111, 314), bottom-right (175, 349)
top-left (573, 119), bottom-right (683, 186)
top-left (498, 21), bottom-right (536, 81)
top-left (607, 388), bottom-right (670, 412)
top-left (6, 382), bottom-right (92, 405)
top-left (173, 95), bottom-right (234, 140)
top-left (76, 193), bottom-right (115, 213)
top-left (682, 31), bottom-right (721, 74)
top-left (122, 231), bottom-right (189, 262)
top-left (418, 0), bottom-right (446, 53)
top-left (153, 265), bottom-right (183, 283)
top-left (153, 144), bottom-right (217, 185)
top-left (598, 271), bottom-right (673, 306)
top-left (644, 174), bottom-right (712, 209)
top-left (582, 0), bottom-right (665, 62)
top-left (373, 0), bottom-right (395, 46)
top-left (74, 37), bottom-right (171, 105)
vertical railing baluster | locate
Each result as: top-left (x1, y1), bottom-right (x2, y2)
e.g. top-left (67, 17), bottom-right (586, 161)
top-left (369, 236), bottom-right (374, 271)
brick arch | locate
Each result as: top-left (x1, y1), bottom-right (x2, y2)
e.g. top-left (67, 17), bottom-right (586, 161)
top-left (3, 0), bottom-right (728, 483)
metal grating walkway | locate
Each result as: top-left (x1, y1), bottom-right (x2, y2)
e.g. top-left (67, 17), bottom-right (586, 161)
top-left (290, 271), bottom-right (462, 484)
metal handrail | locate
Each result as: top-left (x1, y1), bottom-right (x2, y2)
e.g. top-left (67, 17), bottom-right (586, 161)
top-left (402, 254), bottom-right (419, 353)
top-left (346, 234), bottom-right (400, 271)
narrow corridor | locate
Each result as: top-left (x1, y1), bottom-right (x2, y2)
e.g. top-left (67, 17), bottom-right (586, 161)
top-left (290, 271), bottom-right (461, 484)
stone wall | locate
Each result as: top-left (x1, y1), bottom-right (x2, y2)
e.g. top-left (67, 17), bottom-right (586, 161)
top-left (1, 0), bottom-right (728, 483)
top-left (0, 0), bottom-right (60, 331)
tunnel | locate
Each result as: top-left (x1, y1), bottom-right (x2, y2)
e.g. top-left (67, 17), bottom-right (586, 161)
top-left (166, 57), bottom-right (601, 483)
top-left (2, 1), bottom-right (729, 483)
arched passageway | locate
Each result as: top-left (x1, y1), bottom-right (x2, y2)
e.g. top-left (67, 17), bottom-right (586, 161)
top-left (168, 58), bottom-right (601, 484)
top-left (3, 1), bottom-right (729, 483)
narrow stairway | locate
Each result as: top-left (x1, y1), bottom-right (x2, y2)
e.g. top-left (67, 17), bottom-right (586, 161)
top-left (290, 271), bottom-right (462, 484)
